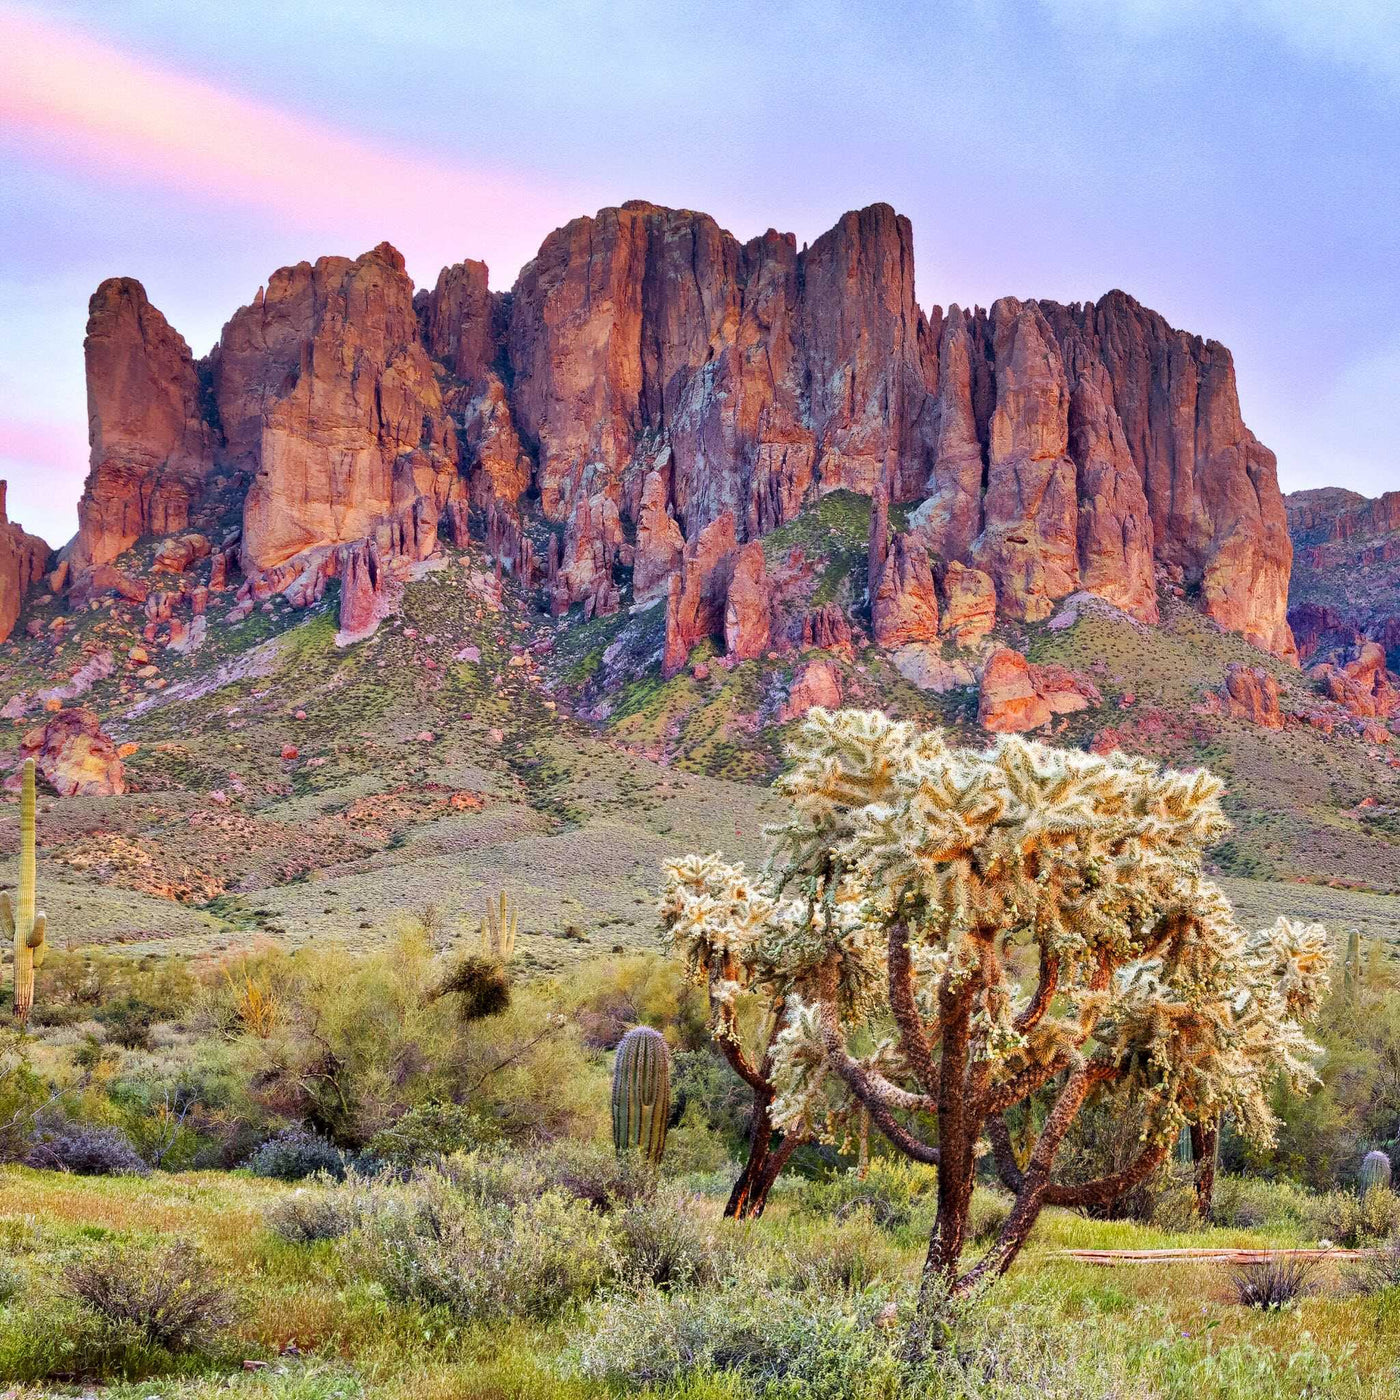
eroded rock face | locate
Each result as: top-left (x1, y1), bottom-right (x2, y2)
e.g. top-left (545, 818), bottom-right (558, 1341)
top-left (780, 658), bottom-right (842, 720)
top-left (1216, 663), bottom-right (1284, 729)
top-left (662, 511), bottom-right (737, 678)
top-left (939, 561), bottom-right (996, 648)
top-left (0, 485), bottom-right (49, 644)
top-left (724, 541), bottom-right (771, 660)
top-left (978, 647), bottom-right (1101, 732)
top-left (228, 244), bottom-right (460, 572)
top-left (14, 708), bottom-right (125, 796)
top-left (871, 532), bottom-right (939, 648)
top-left (67, 201), bottom-right (1298, 666)
top-left (78, 279), bottom-right (214, 570)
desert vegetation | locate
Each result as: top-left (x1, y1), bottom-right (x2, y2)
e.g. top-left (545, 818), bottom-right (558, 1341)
top-left (1, 715), bottom-right (1399, 1396)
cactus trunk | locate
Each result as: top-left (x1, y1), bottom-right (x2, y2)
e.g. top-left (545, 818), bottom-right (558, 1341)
top-left (5, 759), bottom-right (47, 1026)
top-left (611, 1025), bottom-right (670, 1163)
top-left (1361, 1149), bottom-right (1392, 1194)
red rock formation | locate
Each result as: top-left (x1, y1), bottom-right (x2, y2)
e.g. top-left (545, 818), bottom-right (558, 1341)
top-left (418, 258), bottom-right (496, 382)
top-left (802, 603), bottom-right (854, 656)
top-left (1310, 643), bottom-right (1400, 721)
top-left (724, 541), bottom-right (771, 660)
top-left (216, 243), bottom-right (459, 573)
top-left (974, 299), bottom-right (1080, 623)
top-left (77, 278), bottom-right (214, 570)
top-left (14, 708), bottom-right (125, 796)
top-left (978, 647), bottom-right (1101, 732)
top-left (662, 511), bottom-right (737, 677)
top-left (1215, 663), bottom-right (1284, 728)
top-left (633, 467), bottom-right (685, 604)
top-left (916, 306), bottom-right (984, 560)
top-left (939, 561), bottom-right (996, 647)
top-left (780, 658), bottom-right (842, 721)
top-left (337, 538), bottom-right (384, 643)
top-left (0, 485), bottom-right (49, 644)
top-left (871, 532), bottom-right (939, 648)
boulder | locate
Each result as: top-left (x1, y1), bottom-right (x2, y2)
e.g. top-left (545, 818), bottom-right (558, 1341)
top-left (13, 708), bottom-right (125, 796)
top-left (780, 658), bottom-right (843, 721)
top-left (978, 647), bottom-right (1101, 732)
top-left (939, 562), bottom-right (996, 647)
top-left (1217, 663), bottom-right (1284, 728)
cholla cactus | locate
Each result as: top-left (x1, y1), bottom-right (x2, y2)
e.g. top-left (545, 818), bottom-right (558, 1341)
top-left (661, 708), bottom-right (1331, 1335)
top-left (611, 1026), bottom-right (670, 1163)
top-left (1361, 1150), bottom-right (1392, 1195)
top-left (479, 890), bottom-right (518, 962)
top-left (2, 759), bottom-right (48, 1027)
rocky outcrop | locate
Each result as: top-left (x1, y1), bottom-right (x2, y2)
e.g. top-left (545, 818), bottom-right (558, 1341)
top-left (13, 709), bottom-right (125, 796)
top-left (67, 200), bottom-right (1298, 666)
top-left (1215, 663), bottom-right (1284, 729)
top-left (77, 278), bottom-right (214, 570)
top-left (0, 485), bottom-right (49, 644)
top-left (978, 647), bottom-right (1102, 732)
top-left (871, 532), bottom-right (939, 648)
top-left (225, 244), bottom-right (460, 573)
top-left (662, 511), bottom-right (737, 678)
top-left (780, 658), bottom-right (842, 721)
top-left (724, 541), bottom-right (771, 661)
top-left (1310, 643), bottom-right (1400, 722)
top-left (938, 561), bottom-right (996, 647)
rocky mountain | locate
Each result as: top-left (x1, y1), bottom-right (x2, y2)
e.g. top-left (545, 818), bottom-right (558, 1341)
top-left (9, 199), bottom-right (1296, 669)
top-left (0, 200), bottom-right (1396, 955)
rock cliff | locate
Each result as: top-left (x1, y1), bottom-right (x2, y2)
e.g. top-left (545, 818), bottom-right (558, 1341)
top-left (58, 199), bottom-right (1300, 687)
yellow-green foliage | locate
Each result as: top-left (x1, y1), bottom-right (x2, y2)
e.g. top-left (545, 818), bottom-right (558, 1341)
top-left (2, 760), bottom-right (48, 1025)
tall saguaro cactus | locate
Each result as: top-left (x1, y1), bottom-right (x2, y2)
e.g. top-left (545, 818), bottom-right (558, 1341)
top-left (611, 1025), bottom-right (670, 1163)
top-left (3, 759), bottom-right (47, 1026)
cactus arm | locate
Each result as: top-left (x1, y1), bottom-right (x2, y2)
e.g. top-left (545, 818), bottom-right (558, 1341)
top-left (0, 892), bottom-right (12, 940)
top-left (28, 910), bottom-right (46, 955)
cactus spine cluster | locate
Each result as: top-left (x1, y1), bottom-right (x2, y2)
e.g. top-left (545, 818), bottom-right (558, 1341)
top-left (2, 759), bottom-right (47, 1026)
top-left (1361, 1149), bottom-right (1392, 1194)
top-left (480, 890), bottom-right (518, 962)
top-left (611, 1025), bottom-right (670, 1163)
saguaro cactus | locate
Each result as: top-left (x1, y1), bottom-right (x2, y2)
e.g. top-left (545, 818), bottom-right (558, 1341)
top-left (1361, 1150), bottom-right (1392, 1194)
top-left (479, 890), bottom-right (518, 962)
top-left (611, 1026), bottom-right (670, 1163)
top-left (2, 759), bottom-right (47, 1026)
top-left (1343, 928), bottom-right (1363, 1004)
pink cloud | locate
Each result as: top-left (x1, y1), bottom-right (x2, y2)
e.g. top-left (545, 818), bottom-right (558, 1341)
top-left (0, 417), bottom-right (87, 475)
top-left (0, 5), bottom-right (580, 282)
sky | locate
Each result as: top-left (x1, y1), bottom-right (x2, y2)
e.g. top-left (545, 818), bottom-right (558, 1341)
top-left (0, 0), bottom-right (1396, 547)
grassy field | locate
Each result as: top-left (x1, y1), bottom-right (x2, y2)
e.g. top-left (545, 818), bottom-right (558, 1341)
top-left (2, 1160), bottom-right (1396, 1399)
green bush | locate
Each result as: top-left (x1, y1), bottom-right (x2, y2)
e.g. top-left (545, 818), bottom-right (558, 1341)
top-left (798, 1159), bottom-right (935, 1231)
top-left (248, 1127), bottom-right (348, 1182)
top-left (366, 1100), bottom-right (499, 1166)
top-left (265, 1187), bottom-right (360, 1244)
top-left (1316, 1186), bottom-right (1400, 1247)
top-left (357, 1181), bottom-right (616, 1323)
top-left (62, 1239), bottom-right (239, 1353)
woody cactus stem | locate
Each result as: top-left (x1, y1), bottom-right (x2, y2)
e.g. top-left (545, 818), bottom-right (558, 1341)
top-left (2, 759), bottom-right (47, 1026)
top-left (612, 1026), bottom-right (670, 1163)
top-left (480, 890), bottom-right (518, 962)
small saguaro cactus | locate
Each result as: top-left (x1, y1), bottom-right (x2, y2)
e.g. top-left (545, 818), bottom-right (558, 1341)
top-left (2, 759), bottom-right (48, 1026)
top-left (611, 1025), bottom-right (670, 1163)
top-left (479, 890), bottom-right (518, 962)
top-left (1343, 928), bottom-right (1363, 1003)
top-left (1361, 1150), bottom-right (1393, 1195)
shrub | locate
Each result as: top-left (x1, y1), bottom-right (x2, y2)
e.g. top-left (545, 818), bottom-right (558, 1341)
top-left (535, 1138), bottom-right (657, 1211)
top-left (1211, 1174), bottom-right (1318, 1236)
top-left (366, 1100), bottom-right (499, 1166)
top-left (774, 1213), bottom-right (904, 1294)
top-left (62, 1240), bottom-right (239, 1352)
top-left (359, 1184), bottom-right (616, 1323)
top-left (248, 1127), bottom-right (348, 1182)
top-left (96, 995), bottom-right (161, 1050)
top-left (799, 1159), bottom-right (934, 1231)
top-left (1315, 1185), bottom-right (1400, 1248)
top-left (266, 1187), bottom-right (359, 1244)
top-left (967, 1187), bottom-right (1014, 1245)
top-left (611, 1185), bottom-right (724, 1288)
top-left (1229, 1253), bottom-right (1315, 1309)
top-left (24, 1119), bottom-right (150, 1176)
top-left (436, 955), bottom-right (511, 1022)
top-left (1348, 1235), bottom-right (1400, 1295)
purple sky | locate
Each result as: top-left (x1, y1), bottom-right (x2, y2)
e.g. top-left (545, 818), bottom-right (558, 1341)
top-left (2, 0), bottom-right (1396, 547)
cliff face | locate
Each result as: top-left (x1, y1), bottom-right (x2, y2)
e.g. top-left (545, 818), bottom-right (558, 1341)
top-left (78, 278), bottom-right (214, 570)
top-left (63, 199), bottom-right (1297, 665)
top-left (0, 484), bottom-right (50, 643)
top-left (1287, 488), bottom-right (1400, 669)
